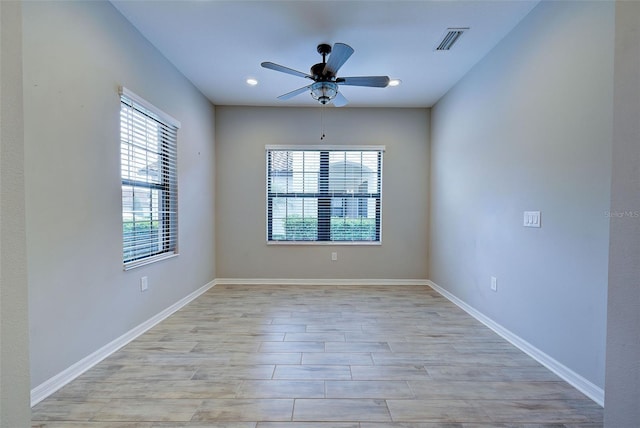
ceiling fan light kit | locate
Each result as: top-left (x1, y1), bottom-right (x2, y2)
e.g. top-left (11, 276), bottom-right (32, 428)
top-left (310, 81), bottom-right (338, 104)
top-left (261, 42), bottom-right (391, 107)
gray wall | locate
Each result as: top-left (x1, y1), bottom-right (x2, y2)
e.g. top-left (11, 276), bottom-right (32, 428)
top-left (22, 1), bottom-right (216, 387)
top-left (215, 106), bottom-right (429, 280)
top-left (604, 1), bottom-right (640, 425)
top-left (0, 1), bottom-right (31, 426)
top-left (429, 1), bottom-right (613, 389)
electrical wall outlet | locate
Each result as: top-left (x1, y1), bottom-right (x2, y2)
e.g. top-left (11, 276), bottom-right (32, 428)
top-left (331, 252), bottom-right (338, 261)
top-left (140, 276), bottom-right (148, 292)
top-left (490, 276), bottom-right (498, 292)
top-left (524, 211), bottom-right (541, 228)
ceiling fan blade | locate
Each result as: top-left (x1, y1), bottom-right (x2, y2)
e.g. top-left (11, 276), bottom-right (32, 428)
top-left (332, 92), bottom-right (348, 107)
top-left (323, 43), bottom-right (354, 76)
top-left (261, 62), bottom-right (312, 79)
top-left (337, 76), bottom-right (390, 87)
top-left (277, 85), bottom-right (311, 100)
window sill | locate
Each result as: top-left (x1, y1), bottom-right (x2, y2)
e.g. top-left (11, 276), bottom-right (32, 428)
top-left (267, 241), bottom-right (381, 246)
top-left (123, 252), bottom-right (178, 271)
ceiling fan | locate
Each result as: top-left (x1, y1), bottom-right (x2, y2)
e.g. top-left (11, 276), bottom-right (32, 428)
top-left (261, 43), bottom-right (390, 107)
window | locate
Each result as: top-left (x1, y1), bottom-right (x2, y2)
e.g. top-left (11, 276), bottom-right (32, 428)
top-left (266, 146), bottom-right (383, 243)
top-left (120, 87), bottom-right (180, 269)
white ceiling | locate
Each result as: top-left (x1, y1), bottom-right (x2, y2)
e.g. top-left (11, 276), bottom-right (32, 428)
top-left (111, 0), bottom-right (539, 108)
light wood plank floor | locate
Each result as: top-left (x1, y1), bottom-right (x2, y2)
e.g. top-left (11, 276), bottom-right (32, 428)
top-left (32, 284), bottom-right (603, 427)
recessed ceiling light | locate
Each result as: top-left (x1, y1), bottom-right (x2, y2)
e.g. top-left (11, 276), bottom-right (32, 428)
top-left (388, 79), bottom-right (401, 87)
top-left (246, 78), bottom-right (258, 86)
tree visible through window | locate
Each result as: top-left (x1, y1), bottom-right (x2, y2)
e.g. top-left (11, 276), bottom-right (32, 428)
top-left (266, 147), bottom-right (383, 243)
top-left (120, 88), bottom-right (179, 268)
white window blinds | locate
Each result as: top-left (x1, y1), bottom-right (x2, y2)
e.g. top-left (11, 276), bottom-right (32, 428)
top-left (120, 87), bottom-right (180, 269)
top-left (266, 146), bottom-right (384, 243)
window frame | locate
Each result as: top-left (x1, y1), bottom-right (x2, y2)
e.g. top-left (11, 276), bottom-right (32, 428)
top-left (266, 145), bottom-right (384, 245)
top-left (120, 87), bottom-right (180, 270)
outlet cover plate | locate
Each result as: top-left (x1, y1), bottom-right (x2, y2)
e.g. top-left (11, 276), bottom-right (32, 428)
top-left (524, 211), bottom-right (541, 228)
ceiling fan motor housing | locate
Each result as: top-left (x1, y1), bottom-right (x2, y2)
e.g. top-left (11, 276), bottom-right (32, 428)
top-left (311, 63), bottom-right (334, 80)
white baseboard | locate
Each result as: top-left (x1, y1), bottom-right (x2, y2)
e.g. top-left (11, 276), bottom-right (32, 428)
top-left (30, 280), bottom-right (215, 407)
top-left (427, 280), bottom-right (604, 407)
top-left (215, 278), bottom-right (430, 286)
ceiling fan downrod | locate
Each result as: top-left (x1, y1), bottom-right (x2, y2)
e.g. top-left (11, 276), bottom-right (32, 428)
top-left (311, 44), bottom-right (334, 80)
top-left (317, 43), bottom-right (332, 63)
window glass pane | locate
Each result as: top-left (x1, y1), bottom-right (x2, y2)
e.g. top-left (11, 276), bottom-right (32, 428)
top-left (271, 151), bottom-right (292, 173)
top-left (302, 151), bottom-right (320, 172)
top-left (331, 197), bottom-right (378, 241)
top-left (270, 197), bottom-right (318, 241)
top-left (270, 196), bottom-right (287, 240)
top-left (123, 186), bottom-right (163, 261)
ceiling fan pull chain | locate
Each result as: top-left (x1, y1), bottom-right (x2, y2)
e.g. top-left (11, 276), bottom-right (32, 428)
top-left (320, 106), bottom-right (324, 140)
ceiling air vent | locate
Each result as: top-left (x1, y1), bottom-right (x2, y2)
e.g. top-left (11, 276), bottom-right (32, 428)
top-left (436, 28), bottom-right (469, 51)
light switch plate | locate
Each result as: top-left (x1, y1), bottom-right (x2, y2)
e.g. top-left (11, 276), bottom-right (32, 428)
top-left (524, 211), bottom-right (541, 228)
